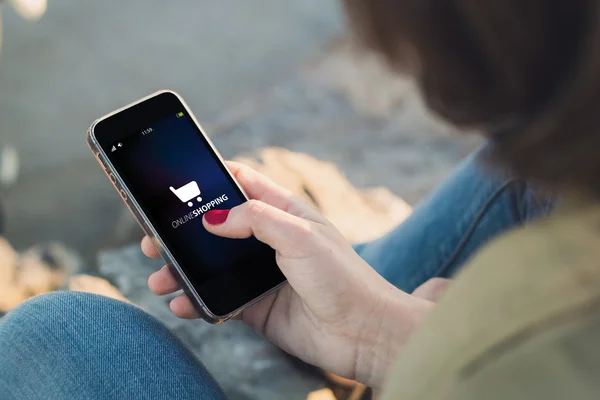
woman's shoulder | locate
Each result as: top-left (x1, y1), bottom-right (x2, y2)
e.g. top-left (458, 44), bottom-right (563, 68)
top-left (382, 198), bottom-right (600, 400)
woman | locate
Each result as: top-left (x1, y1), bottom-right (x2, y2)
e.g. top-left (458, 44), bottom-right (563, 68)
top-left (2, 1), bottom-right (598, 399)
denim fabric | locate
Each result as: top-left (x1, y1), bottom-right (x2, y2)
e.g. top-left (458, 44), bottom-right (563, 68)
top-left (0, 292), bottom-right (228, 400)
top-left (354, 147), bottom-right (555, 293)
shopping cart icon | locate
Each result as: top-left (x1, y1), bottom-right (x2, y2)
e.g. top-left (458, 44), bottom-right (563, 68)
top-left (170, 181), bottom-right (202, 207)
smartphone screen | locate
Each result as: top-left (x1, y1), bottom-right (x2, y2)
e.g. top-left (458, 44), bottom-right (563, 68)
top-left (93, 92), bottom-right (285, 317)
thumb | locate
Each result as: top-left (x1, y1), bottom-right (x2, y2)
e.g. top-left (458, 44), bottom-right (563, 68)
top-left (202, 199), bottom-right (320, 259)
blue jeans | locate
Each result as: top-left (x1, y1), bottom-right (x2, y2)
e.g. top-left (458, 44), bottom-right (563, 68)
top-left (355, 148), bottom-right (554, 293)
top-left (0, 147), bottom-right (554, 399)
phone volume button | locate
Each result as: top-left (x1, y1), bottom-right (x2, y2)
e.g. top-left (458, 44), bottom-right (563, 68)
top-left (119, 189), bottom-right (128, 201)
top-left (95, 153), bottom-right (108, 170)
top-left (109, 173), bottom-right (117, 184)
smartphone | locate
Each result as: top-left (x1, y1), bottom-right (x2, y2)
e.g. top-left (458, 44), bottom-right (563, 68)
top-left (87, 90), bottom-right (286, 323)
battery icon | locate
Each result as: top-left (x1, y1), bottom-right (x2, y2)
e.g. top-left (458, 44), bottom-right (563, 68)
top-left (177, 112), bottom-right (184, 118)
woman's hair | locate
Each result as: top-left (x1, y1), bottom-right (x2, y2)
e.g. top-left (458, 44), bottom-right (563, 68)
top-left (344, 0), bottom-right (600, 195)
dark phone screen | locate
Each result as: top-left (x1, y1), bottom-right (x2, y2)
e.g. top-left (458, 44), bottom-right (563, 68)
top-left (95, 93), bottom-right (285, 317)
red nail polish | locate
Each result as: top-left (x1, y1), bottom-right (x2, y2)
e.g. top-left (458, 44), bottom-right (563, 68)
top-left (204, 209), bottom-right (230, 225)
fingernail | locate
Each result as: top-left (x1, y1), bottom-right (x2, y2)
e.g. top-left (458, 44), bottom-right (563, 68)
top-left (204, 209), bottom-right (230, 225)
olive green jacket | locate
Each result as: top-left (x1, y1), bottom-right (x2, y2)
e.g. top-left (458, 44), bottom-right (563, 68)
top-left (382, 196), bottom-right (600, 400)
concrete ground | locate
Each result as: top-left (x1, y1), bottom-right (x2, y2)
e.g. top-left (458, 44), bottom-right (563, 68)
top-left (0, 1), bottom-right (343, 267)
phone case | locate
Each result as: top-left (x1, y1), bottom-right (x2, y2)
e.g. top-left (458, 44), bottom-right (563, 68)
top-left (86, 90), bottom-right (286, 324)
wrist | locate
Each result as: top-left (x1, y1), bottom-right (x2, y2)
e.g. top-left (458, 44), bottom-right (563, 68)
top-left (354, 288), bottom-right (434, 387)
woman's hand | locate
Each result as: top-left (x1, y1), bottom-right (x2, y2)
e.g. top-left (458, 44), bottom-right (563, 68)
top-left (412, 278), bottom-right (452, 303)
top-left (142, 161), bottom-right (433, 387)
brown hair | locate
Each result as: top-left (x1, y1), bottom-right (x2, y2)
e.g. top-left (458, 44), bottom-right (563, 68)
top-left (344, 0), bottom-right (600, 195)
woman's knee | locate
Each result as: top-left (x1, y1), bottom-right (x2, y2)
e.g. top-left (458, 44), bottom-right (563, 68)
top-left (4, 290), bottom-right (130, 325)
top-left (0, 293), bottom-right (227, 399)
top-left (0, 291), bottom-right (154, 352)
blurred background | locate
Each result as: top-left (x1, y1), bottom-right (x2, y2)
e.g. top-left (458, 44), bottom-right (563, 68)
top-left (0, 1), bottom-right (480, 399)
top-left (1, 0), bottom-right (345, 265)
